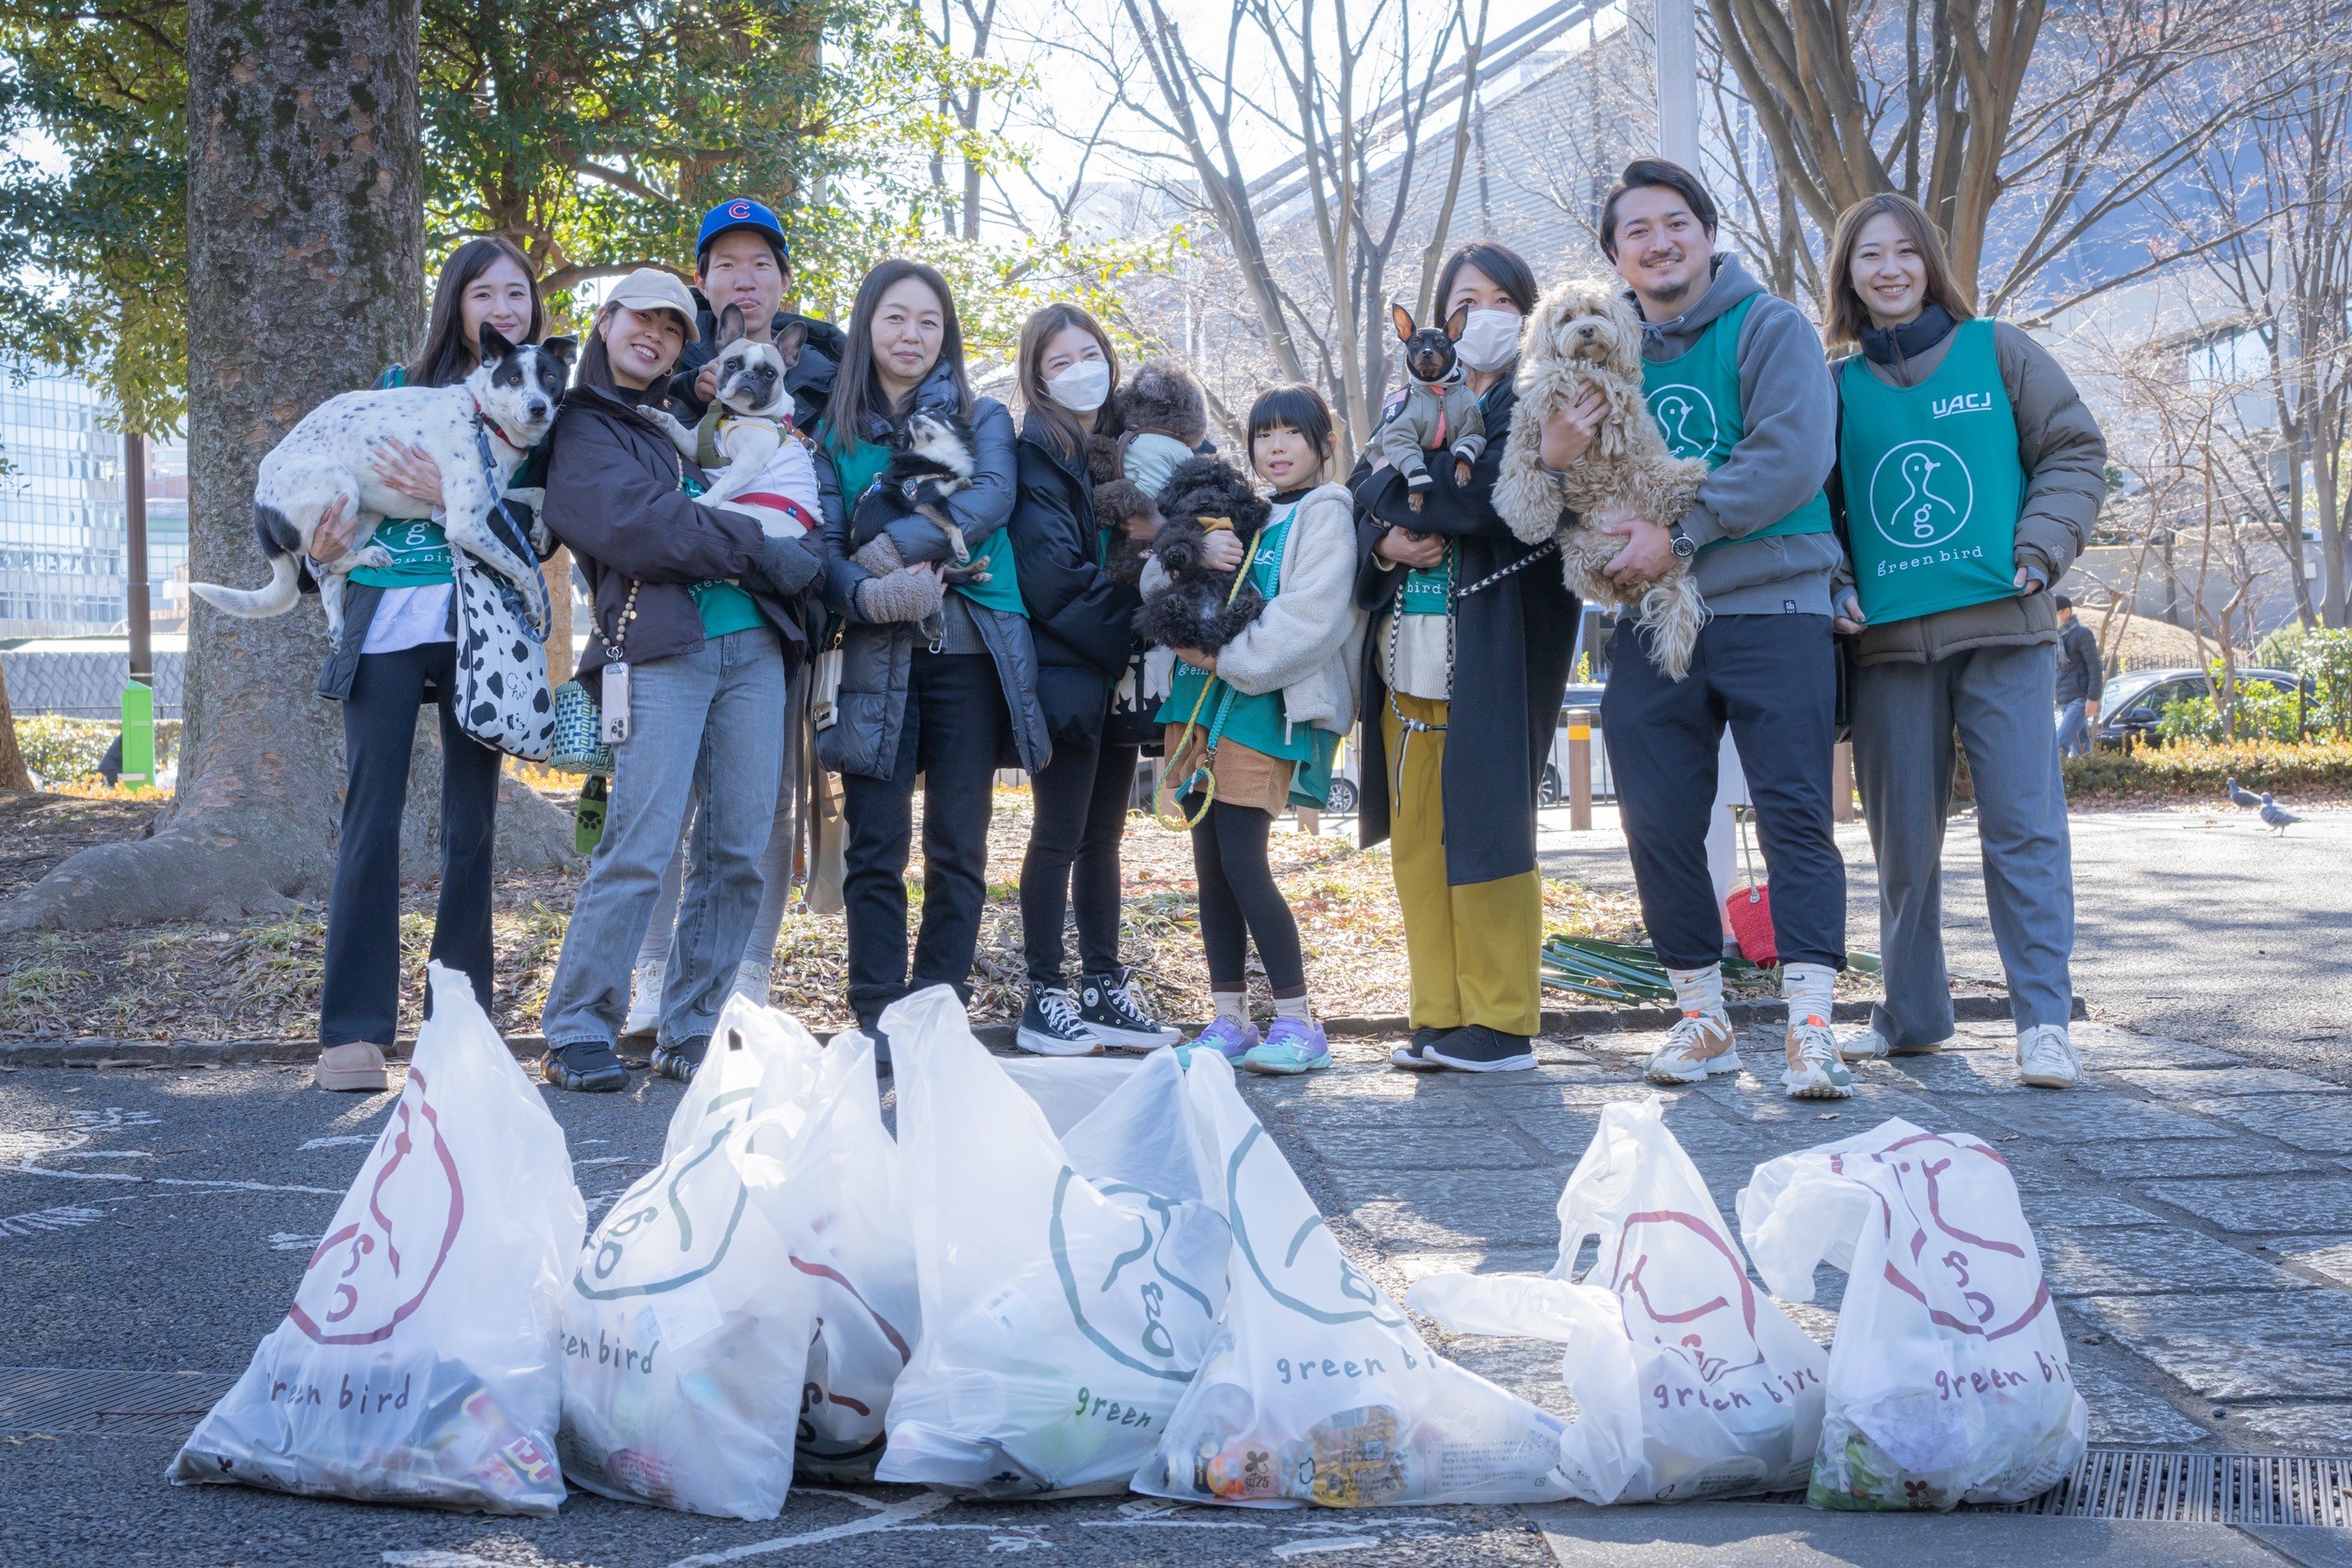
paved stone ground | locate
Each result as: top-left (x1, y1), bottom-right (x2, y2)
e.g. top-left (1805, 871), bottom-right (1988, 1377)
top-left (1536, 805), bottom-right (2352, 1085)
top-left (4, 1006), bottom-right (2350, 1565)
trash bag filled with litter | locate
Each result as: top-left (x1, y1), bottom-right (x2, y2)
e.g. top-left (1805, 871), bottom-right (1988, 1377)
top-left (172, 965), bottom-right (583, 1515)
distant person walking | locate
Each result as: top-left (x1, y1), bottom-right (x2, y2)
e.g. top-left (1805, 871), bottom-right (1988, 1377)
top-left (1824, 192), bottom-right (2107, 1091)
top-left (2054, 596), bottom-right (2103, 756)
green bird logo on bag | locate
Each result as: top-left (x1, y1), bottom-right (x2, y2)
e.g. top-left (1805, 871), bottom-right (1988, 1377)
top-left (573, 1092), bottom-right (756, 1301)
top-left (1048, 1171), bottom-right (1228, 1381)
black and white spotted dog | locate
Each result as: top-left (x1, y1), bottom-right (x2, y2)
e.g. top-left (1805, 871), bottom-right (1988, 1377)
top-left (849, 410), bottom-right (986, 578)
top-left (189, 324), bottom-right (576, 641)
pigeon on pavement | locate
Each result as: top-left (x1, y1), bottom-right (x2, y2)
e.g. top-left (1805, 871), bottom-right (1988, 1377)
top-left (2227, 776), bottom-right (2264, 809)
top-left (2260, 792), bottom-right (2303, 834)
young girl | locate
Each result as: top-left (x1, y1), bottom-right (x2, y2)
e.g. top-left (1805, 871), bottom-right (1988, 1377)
top-left (1152, 384), bottom-right (1366, 1074)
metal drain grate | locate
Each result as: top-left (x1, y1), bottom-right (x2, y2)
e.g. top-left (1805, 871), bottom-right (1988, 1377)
top-left (0, 1364), bottom-right (235, 1438)
top-left (1998, 1450), bottom-right (2352, 1526)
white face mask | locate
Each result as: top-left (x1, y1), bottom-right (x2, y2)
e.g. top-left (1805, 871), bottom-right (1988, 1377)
top-left (1453, 308), bottom-right (1522, 373)
top-left (1046, 357), bottom-right (1112, 414)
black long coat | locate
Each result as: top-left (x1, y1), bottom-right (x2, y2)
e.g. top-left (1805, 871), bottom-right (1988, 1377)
top-left (1349, 382), bottom-right (1578, 886)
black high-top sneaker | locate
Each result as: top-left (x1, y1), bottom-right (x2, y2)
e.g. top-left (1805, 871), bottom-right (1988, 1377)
top-left (1077, 968), bottom-right (1182, 1051)
top-left (1017, 984), bottom-right (1104, 1056)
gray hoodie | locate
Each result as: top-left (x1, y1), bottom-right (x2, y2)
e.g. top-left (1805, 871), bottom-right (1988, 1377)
top-left (1635, 254), bottom-right (1840, 616)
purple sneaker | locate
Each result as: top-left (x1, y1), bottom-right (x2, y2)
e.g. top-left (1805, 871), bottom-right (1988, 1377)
top-left (1241, 1018), bottom-right (1332, 1075)
top-left (1193, 1017), bottom-right (1260, 1060)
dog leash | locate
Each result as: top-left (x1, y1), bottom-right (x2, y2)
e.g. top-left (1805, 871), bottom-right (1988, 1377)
top-left (1382, 535), bottom-right (1558, 778)
top-left (1154, 520), bottom-right (1262, 832)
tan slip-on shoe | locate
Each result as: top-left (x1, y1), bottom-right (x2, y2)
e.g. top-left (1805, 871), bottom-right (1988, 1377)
top-left (315, 1042), bottom-right (390, 1093)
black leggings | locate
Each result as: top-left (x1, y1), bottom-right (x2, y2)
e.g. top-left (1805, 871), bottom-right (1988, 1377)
top-left (1020, 736), bottom-right (1138, 987)
top-left (1188, 800), bottom-right (1304, 992)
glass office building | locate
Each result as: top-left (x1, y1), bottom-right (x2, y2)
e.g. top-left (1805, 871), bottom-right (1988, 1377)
top-left (0, 363), bottom-right (185, 640)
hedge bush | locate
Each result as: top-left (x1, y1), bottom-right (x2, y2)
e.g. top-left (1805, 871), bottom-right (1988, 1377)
top-left (2063, 739), bottom-right (2352, 801)
top-left (11, 716), bottom-right (179, 786)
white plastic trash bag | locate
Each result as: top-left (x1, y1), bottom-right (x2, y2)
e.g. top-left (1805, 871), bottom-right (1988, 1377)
top-left (735, 1023), bottom-right (922, 1484)
top-left (1138, 1047), bottom-right (1573, 1508)
top-left (1407, 1096), bottom-right (1826, 1504)
top-left (172, 964), bottom-right (583, 1515)
top-left (558, 998), bottom-right (818, 1519)
top-left (1737, 1118), bottom-right (2087, 1511)
top-left (880, 986), bottom-right (1230, 1497)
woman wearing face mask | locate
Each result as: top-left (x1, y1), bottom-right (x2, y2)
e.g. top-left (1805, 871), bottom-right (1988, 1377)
top-left (1349, 242), bottom-right (1591, 1076)
top-left (302, 236), bottom-right (563, 1093)
top-left (817, 260), bottom-right (1047, 1069)
top-left (1003, 303), bottom-right (1183, 1057)
top-left (1823, 193), bottom-right (2105, 1090)
top-left (535, 269), bottom-right (826, 1092)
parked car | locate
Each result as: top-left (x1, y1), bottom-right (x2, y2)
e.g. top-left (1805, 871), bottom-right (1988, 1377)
top-left (2093, 666), bottom-right (2301, 746)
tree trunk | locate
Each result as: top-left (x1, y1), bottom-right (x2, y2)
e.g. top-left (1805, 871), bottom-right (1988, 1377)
top-left (1, 0), bottom-right (423, 930)
top-left (0, 662), bottom-right (32, 792)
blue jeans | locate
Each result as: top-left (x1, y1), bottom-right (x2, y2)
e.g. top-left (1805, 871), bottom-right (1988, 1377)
top-left (1853, 643), bottom-right (2074, 1043)
top-left (2056, 697), bottom-right (2091, 757)
top-left (542, 628), bottom-right (785, 1050)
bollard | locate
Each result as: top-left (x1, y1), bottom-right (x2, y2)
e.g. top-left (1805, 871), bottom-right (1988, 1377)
top-left (1832, 739), bottom-right (1856, 822)
top-left (120, 679), bottom-right (154, 786)
top-left (1567, 706), bottom-right (1593, 831)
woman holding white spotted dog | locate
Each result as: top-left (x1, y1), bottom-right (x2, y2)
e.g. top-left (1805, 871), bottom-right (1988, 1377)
top-left (1824, 193), bottom-right (2105, 1090)
top-left (535, 269), bottom-right (826, 1092)
top-left (302, 237), bottom-right (564, 1093)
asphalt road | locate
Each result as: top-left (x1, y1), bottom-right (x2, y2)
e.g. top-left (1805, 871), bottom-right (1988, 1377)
top-left (1537, 805), bottom-right (2352, 1084)
top-left (0, 1062), bottom-right (1560, 1568)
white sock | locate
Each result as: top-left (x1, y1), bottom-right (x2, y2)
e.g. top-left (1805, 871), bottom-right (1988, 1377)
top-left (1213, 989), bottom-right (1250, 1027)
top-left (1272, 992), bottom-right (1314, 1024)
top-left (1667, 963), bottom-right (1726, 1018)
top-left (1783, 962), bottom-right (1836, 1029)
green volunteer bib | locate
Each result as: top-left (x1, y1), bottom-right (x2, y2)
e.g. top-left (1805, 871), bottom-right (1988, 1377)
top-left (678, 467), bottom-right (767, 639)
top-left (1154, 502), bottom-right (1338, 806)
top-left (350, 516), bottom-right (454, 586)
top-left (1399, 541), bottom-right (1455, 615)
top-left (825, 429), bottom-right (1024, 616)
top-left (1837, 319), bottom-right (2023, 626)
top-left (1642, 293), bottom-right (1832, 552)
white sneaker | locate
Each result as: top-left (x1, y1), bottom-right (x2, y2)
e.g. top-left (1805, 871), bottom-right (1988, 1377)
top-left (622, 958), bottom-right (665, 1038)
top-left (1839, 1026), bottom-right (1891, 1062)
top-left (731, 960), bottom-right (773, 1005)
top-left (1783, 1015), bottom-right (1856, 1099)
top-left (1646, 1009), bottom-right (1741, 1085)
top-left (2016, 1025), bottom-right (2081, 1089)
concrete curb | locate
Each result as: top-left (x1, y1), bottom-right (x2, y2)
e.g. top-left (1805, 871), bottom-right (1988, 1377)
top-left (0, 992), bottom-right (2062, 1068)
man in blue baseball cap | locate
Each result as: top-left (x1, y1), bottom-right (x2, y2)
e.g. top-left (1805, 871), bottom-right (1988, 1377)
top-left (666, 195), bottom-right (844, 431)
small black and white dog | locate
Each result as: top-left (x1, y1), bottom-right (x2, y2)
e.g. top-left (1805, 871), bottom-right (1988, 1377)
top-left (1138, 456), bottom-right (1273, 655)
top-left (189, 324), bottom-right (575, 641)
top-left (849, 410), bottom-right (987, 580)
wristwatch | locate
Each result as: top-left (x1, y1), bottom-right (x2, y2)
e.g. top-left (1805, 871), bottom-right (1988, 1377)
top-left (1667, 520), bottom-right (1696, 559)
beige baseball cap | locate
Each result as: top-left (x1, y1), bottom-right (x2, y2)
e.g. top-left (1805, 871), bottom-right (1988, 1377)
top-left (605, 268), bottom-right (701, 339)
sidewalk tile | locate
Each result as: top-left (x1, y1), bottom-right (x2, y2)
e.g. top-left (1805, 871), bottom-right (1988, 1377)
top-left (2065, 1139), bottom-right (2332, 1181)
top-left (2068, 1352), bottom-right (2213, 1446)
top-left (2017, 1192), bottom-right (2174, 1228)
top-left (1289, 1123), bottom-right (1545, 1170)
top-left (2266, 1235), bottom-right (2352, 1289)
top-left (2220, 1403), bottom-right (2352, 1453)
top-left (2067, 1292), bottom-right (2352, 1399)
top-left (1967, 1096), bottom-right (2234, 1141)
top-left (2113, 1066), bottom-right (2351, 1099)
top-left (2185, 1097), bottom-right (2352, 1153)
top-left (2073, 1033), bottom-right (2246, 1070)
top-left (2139, 1176), bottom-right (2352, 1234)
top-left (2037, 1223), bottom-right (2309, 1296)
